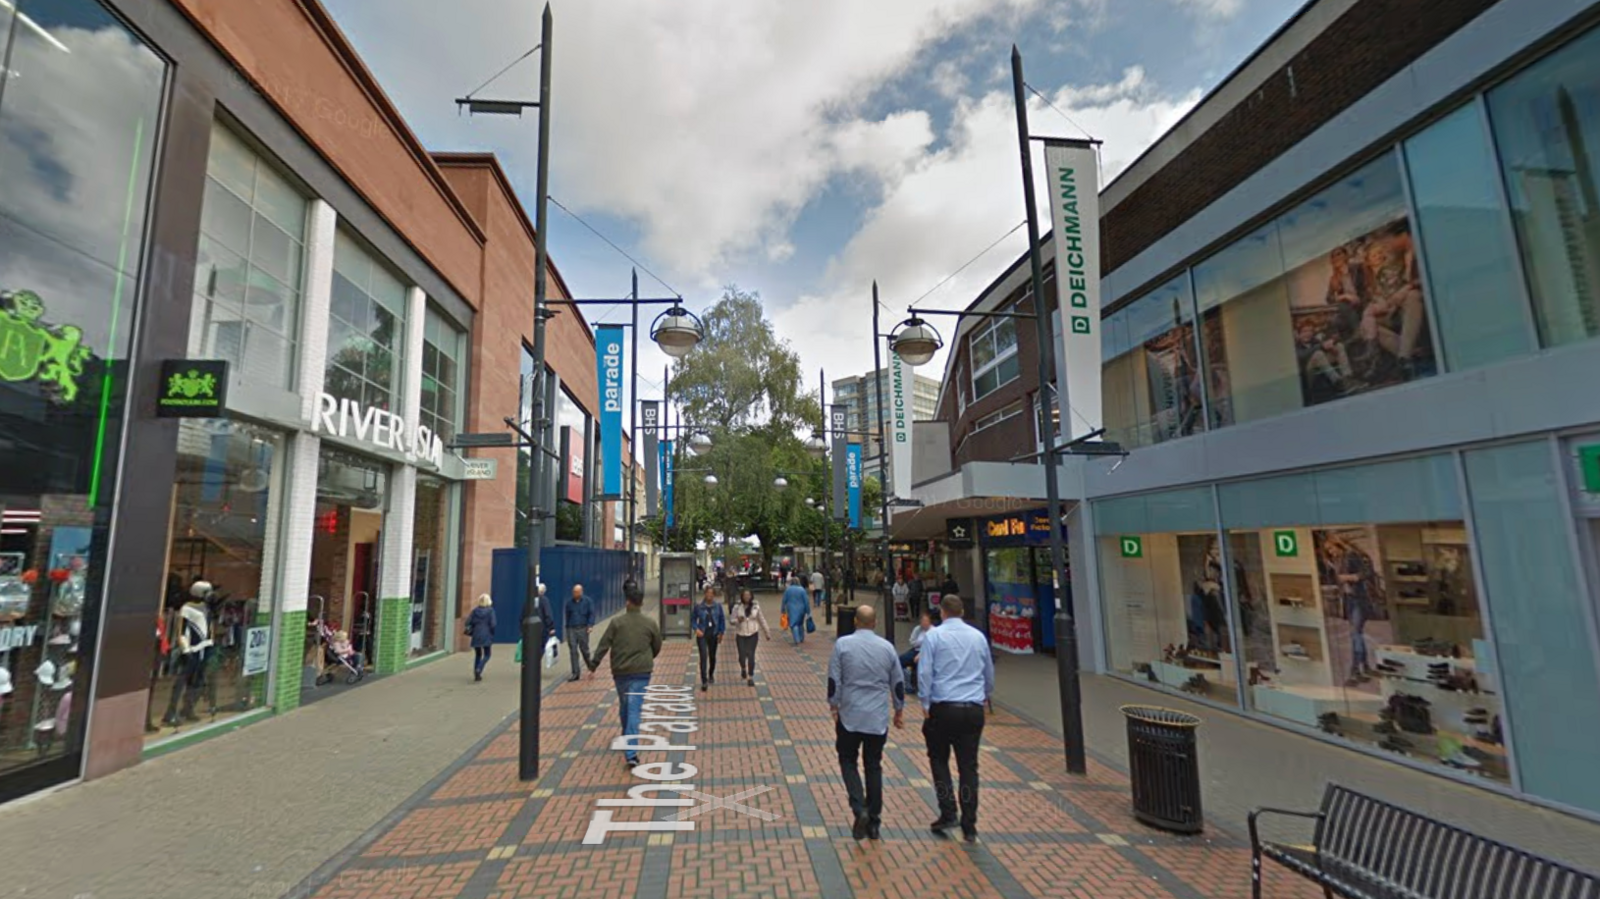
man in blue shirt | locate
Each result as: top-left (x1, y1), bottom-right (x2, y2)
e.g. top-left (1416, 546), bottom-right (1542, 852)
top-left (781, 576), bottom-right (811, 645)
top-left (828, 604), bottom-right (904, 841)
top-left (565, 585), bottom-right (597, 682)
top-left (918, 593), bottom-right (994, 842)
top-left (689, 587), bottom-right (726, 691)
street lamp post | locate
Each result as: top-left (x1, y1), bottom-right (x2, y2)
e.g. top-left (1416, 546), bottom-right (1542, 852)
top-left (871, 281), bottom-right (895, 646)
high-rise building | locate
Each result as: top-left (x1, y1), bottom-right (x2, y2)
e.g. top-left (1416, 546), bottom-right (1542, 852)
top-left (830, 367), bottom-right (940, 496)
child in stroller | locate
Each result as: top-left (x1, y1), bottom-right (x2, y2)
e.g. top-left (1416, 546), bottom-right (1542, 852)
top-left (313, 619), bottom-right (366, 686)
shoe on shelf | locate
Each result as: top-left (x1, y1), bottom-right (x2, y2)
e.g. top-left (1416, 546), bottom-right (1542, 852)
top-left (1282, 643), bottom-right (1310, 661)
top-left (1443, 750), bottom-right (1483, 769)
top-left (1374, 720), bottom-right (1398, 735)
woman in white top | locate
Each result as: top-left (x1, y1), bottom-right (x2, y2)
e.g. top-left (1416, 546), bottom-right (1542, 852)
top-left (729, 588), bottom-right (773, 686)
top-left (900, 609), bottom-right (939, 693)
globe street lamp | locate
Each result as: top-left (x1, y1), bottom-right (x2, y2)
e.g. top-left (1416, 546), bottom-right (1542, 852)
top-left (804, 432), bottom-right (827, 460)
top-left (651, 305), bottom-right (706, 359)
top-left (773, 476), bottom-right (788, 490)
top-left (689, 431), bottom-right (714, 453)
top-left (889, 315), bottom-right (942, 366)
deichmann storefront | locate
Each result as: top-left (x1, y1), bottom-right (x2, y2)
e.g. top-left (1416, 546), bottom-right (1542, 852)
top-left (1094, 445), bottom-right (1600, 817)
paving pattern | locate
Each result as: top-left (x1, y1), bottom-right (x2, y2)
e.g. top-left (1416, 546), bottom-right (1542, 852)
top-left (291, 628), bottom-right (1326, 899)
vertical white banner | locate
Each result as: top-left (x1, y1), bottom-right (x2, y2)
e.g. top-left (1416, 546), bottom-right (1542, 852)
top-left (1043, 139), bottom-right (1102, 437)
top-left (889, 353), bottom-right (912, 499)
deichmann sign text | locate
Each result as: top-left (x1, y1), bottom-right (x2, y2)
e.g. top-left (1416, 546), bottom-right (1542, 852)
top-left (314, 393), bottom-right (444, 468)
top-left (597, 325), bottom-right (624, 496)
top-left (889, 353), bottom-right (911, 497)
top-left (1043, 139), bottom-right (1102, 436)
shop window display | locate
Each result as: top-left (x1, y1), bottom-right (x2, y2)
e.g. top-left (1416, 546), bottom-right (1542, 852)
top-left (1193, 155), bottom-right (1435, 426)
top-left (304, 448), bottom-right (388, 700)
top-left (0, 0), bottom-right (165, 789)
top-left (1101, 274), bottom-right (1211, 449)
top-left (148, 421), bottom-right (285, 739)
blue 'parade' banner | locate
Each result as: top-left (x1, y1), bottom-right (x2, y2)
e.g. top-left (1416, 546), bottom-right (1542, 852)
top-left (846, 443), bottom-right (862, 529)
top-left (596, 325), bottom-right (624, 496)
top-left (662, 439), bottom-right (675, 528)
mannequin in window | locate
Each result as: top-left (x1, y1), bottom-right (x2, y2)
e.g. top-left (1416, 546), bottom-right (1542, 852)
top-left (146, 573), bottom-right (183, 733)
top-left (161, 580), bottom-right (214, 726)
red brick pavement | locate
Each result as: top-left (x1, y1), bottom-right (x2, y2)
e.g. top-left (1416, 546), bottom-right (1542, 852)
top-left (298, 625), bottom-right (1317, 899)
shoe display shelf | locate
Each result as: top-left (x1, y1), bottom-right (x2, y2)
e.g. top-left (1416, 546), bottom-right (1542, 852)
top-left (1374, 671), bottom-right (1502, 744)
top-left (1337, 709), bottom-right (1510, 781)
top-left (1149, 653), bottom-right (1236, 691)
top-left (1250, 683), bottom-right (1386, 729)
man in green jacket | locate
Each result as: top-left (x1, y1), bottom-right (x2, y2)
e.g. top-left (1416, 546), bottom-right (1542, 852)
top-left (588, 593), bottom-right (663, 767)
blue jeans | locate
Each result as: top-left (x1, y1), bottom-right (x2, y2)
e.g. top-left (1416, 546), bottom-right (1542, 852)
top-left (1348, 602), bottom-right (1370, 672)
top-left (613, 674), bottom-right (651, 761)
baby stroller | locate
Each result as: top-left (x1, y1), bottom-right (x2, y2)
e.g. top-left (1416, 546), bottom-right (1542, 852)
top-left (311, 617), bottom-right (366, 686)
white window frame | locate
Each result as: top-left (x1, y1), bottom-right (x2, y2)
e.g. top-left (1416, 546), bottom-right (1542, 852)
top-left (969, 309), bottom-right (1020, 401)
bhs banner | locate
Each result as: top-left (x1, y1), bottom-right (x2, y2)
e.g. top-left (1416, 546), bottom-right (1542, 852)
top-left (1042, 138), bottom-right (1102, 437)
top-left (596, 325), bottom-right (624, 496)
top-left (641, 400), bottom-right (659, 516)
top-left (846, 443), bottom-right (862, 529)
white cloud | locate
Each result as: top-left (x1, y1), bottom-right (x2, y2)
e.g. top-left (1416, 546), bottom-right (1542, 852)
top-left (773, 70), bottom-right (1201, 386)
top-left (1170, 0), bottom-right (1246, 17)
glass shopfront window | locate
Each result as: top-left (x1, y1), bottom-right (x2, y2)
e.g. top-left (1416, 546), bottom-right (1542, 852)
top-left (303, 448), bottom-right (388, 702)
top-left (1194, 155), bottom-right (1435, 426)
top-left (409, 477), bottom-right (456, 657)
top-left (0, 0), bottom-right (165, 790)
top-left (1403, 105), bottom-right (1534, 370)
top-left (420, 308), bottom-right (464, 443)
top-left (554, 387), bottom-right (587, 543)
top-left (1487, 24), bottom-right (1600, 349)
top-left (188, 123), bottom-right (307, 391)
top-left (1094, 488), bottom-right (1233, 702)
top-left (327, 231), bottom-right (407, 413)
top-left (149, 421), bottom-right (285, 740)
top-left (1101, 274), bottom-right (1207, 449)
top-left (1219, 456), bottom-right (1506, 784)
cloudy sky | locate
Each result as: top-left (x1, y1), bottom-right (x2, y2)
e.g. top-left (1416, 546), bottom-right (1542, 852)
top-left (323, 0), bottom-right (1303, 414)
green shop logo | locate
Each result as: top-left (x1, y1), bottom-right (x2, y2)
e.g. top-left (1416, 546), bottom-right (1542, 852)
top-left (1119, 536), bottom-right (1142, 558)
top-left (1274, 530), bottom-right (1299, 557)
top-left (157, 359), bottom-right (229, 418)
top-left (0, 290), bottom-right (91, 403)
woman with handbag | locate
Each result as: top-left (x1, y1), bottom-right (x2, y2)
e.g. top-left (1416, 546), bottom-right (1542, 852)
top-left (465, 594), bottom-right (497, 682)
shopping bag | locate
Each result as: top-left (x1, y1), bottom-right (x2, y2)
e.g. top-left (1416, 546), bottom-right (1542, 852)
top-left (805, 614), bottom-right (816, 634)
top-left (780, 612), bottom-right (789, 630)
top-left (543, 635), bottom-right (560, 669)
top-left (514, 639), bottom-right (523, 663)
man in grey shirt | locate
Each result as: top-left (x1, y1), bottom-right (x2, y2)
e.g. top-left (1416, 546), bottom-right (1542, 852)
top-left (828, 604), bottom-right (905, 841)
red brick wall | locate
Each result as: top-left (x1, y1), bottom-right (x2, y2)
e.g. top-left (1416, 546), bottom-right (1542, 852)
top-left (1103, 0), bottom-right (1498, 275)
top-left (942, 284), bottom-right (1052, 468)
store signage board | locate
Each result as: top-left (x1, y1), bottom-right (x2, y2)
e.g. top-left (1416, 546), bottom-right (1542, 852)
top-left (1580, 444), bottom-right (1600, 494)
top-left (461, 458), bottom-right (498, 480)
top-left (157, 359), bottom-right (229, 418)
top-left (596, 325), bottom-right (624, 496)
top-left (945, 518), bottom-right (974, 546)
top-left (983, 510), bottom-right (1064, 546)
top-left (1274, 530), bottom-right (1299, 557)
top-left (242, 625), bottom-right (271, 676)
top-left (314, 393), bottom-right (444, 468)
top-left (1119, 536), bottom-right (1142, 558)
top-left (1043, 139), bottom-right (1103, 436)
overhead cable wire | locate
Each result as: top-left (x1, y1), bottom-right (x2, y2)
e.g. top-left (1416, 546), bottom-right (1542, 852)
top-left (464, 44), bottom-right (540, 99)
top-left (549, 195), bottom-right (681, 300)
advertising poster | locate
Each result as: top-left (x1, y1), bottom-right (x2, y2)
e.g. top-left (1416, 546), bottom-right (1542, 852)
top-left (1177, 534), bottom-right (1231, 654)
top-left (595, 325), bottom-right (624, 496)
top-left (985, 548), bottom-right (1035, 654)
top-left (846, 443), bottom-right (862, 528)
top-left (1043, 138), bottom-right (1103, 435)
top-left (1286, 218), bottom-right (1434, 407)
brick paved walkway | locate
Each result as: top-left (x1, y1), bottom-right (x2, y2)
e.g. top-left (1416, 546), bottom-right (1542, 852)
top-left (290, 630), bottom-right (1324, 899)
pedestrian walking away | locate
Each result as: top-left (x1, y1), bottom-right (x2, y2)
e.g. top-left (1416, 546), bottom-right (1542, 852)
top-left (828, 604), bottom-right (904, 841)
top-left (810, 567), bottom-right (826, 608)
top-left (730, 588), bottom-right (772, 685)
top-left (565, 584), bottom-right (596, 682)
top-left (782, 576), bottom-right (810, 645)
top-left (690, 587), bottom-right (725, 691)
top-left (465, 594), bottom-right (497, 682)
top-left (940, 571), bottom-right (960, 600)
top-left (918, 593), bottom-right (993, 842)
top-left (588, 591), bottom-right (662, 767)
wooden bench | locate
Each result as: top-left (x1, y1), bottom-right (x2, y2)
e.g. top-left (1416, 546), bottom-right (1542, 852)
top-left (1249, 783), bottom-right (1600, 899)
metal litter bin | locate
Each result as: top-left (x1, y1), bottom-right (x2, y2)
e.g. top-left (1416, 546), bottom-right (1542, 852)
top-left (1120, 705), bottom-right (1203, 834)
top-left (836, 604), bottom-right (857, 637)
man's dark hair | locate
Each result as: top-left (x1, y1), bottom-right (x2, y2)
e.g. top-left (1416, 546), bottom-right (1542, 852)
top-left (940, 594), bottom-right (964, 618)
top-left (626, 592), bottom-right (644, 606)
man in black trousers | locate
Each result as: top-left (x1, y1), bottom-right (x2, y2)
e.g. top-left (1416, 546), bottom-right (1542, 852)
top-left (917, 594), bottom-right (994, 843)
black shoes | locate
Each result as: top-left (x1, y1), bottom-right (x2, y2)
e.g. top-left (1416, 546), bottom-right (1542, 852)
top-left (700, 682), bottom-right (708, 692)
top-left (852, 812), bottom-right (870, 841)
top-left (930, 815), bottom-right (959, 835)
top-left (867, 823), bottom-right (881, 841)
top-left (961, 826), bottom-right (978, 843)
top-left (1317, 712), bottom-right (1341, 735)
top-left (1180, 673), bottom-right (1209, 695)
top-left (474, 671), bottom-right (482, 682)
top-left (567, 673), bottom-right (580, 682)
top-left (748, 677), bottom-right (755, 687)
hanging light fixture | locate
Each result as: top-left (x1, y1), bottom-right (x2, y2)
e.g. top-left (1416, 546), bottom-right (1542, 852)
top-left (890, 315), bottom-right (943, 367)
top-left (773, 476), bottom-right (788, 490)
top-left (650, 304), bottom-right (705, 359)
top-left (804, 431), bottom-right (827, 460)
top-left (704, 473), bottom-right (719, 487)
top-left (689, 431), bottom-right (714, 453)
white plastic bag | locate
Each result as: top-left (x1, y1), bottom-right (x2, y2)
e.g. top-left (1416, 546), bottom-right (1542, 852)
top-left (542, 635), bottom-right (560, 669)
